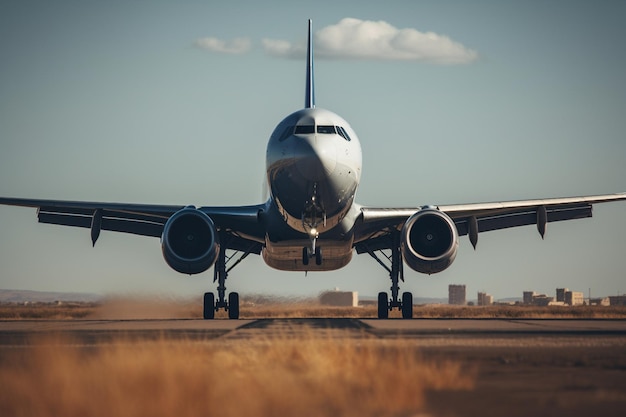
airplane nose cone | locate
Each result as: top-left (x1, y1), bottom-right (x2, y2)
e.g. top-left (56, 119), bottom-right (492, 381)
top-left (293, 136), bottom-right (337, 181)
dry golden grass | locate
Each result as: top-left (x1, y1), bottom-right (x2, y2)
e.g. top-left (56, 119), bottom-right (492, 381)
top-left (237, 302), bottom-right (379, 319)
top-left (0, 334), bottom-right (474, 417)
top-left (2, 297), bottom-right (626, 320)
top-left (409, 304), bottom-right (626, 319)
top-left (0, 302), bottom-right (96, 319)
top-left (237, 303), bottom-right (626, 319)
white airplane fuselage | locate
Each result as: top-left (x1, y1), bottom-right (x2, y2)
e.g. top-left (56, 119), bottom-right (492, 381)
top-left (264, 107), bottom-right (363, 271)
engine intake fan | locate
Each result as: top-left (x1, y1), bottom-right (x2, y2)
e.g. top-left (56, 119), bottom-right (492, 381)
top-left (161, 207), bottom-right (220, 275)
top-left (401, 208), bottom-right (459, 274)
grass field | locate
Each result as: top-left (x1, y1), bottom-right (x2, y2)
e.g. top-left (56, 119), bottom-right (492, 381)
top-left (1, 298), bottom-right (624, 417)
top-left (1, 296), bottom-right (626, 319)
top-left (0, 333), bottom-right (474, 417)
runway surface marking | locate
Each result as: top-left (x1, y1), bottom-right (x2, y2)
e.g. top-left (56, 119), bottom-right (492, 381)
top-left (223, 318), bottom-right (374, 340)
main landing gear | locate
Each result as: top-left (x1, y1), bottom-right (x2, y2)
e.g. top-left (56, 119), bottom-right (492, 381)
top-left (203, 291), bottom-right (239, 320)
top-left (203, 242), bottom-right (239, 319)
top-left (203, 232), bottom-right (255, 320)
top-left (363, 232), bottom-right (413, 319)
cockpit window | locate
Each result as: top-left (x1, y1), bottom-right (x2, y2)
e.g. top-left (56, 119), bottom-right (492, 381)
top-left (317, 125), bottom-right (336, 134)
top-left (337, 126), bottom-right (352, 141)
top-left (290, 124), bottom-right (351, 140)
top-left (294, 125), bottom-right (315, 134)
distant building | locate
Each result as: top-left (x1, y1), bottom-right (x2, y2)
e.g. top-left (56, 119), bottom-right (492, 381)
top-left (608, 295), bottom-right (626, 306)
top-left (477, 292), bottom-right (493, 306)
top-left (532, 294), bottom-right (555, 306)
top-left (449, 285), bottom-right (466, 305)
top-left (556, 288), bottom-right (568, 303)
top-left (565, 291), bottom-right (584, 306)
top-left (589, 297), bottom-right (610, 306)
top-left (319, 290), bottom-right (358, 307)
top-left (523, 291), bottom-right (557, 306)
top-left (523, 291), bottom-right (536, 305)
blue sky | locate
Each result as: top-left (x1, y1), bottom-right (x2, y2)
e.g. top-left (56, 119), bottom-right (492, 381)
top-left (1, 0), bottom-right (625, 300)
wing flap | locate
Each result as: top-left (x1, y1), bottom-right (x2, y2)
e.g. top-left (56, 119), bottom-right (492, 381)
top-left (454, 204), bottom-right (592, 236)
top-left (38, 208), bottom-right (164, 238)
top-left (38, 206), bottom-right (170, 224)
top-left (38, 211), bottom-right (91, 228)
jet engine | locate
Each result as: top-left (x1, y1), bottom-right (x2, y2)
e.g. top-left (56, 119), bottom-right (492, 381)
top-left (401, 208), bottom-right (459, 274)
top-left (161, 207), bottom-right (220, 275)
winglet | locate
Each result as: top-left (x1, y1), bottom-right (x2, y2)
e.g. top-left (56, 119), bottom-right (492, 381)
top-left (305, 19), bottom-right (315, 109)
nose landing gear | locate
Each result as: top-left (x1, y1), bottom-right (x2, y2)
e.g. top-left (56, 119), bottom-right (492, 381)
top-left (302, 243), bottom-right (322, 266)
top-left (301, 190), bottom-right (325, 266)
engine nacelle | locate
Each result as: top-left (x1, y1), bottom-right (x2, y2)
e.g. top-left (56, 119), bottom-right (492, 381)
top-left (401, 208), bottom-right (459, 274)
top-left (161, 207), bottom-right (220, 275)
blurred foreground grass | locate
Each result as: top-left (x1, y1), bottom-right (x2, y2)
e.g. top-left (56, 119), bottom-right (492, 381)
top-left (0, 334), bottom-right (474, 417)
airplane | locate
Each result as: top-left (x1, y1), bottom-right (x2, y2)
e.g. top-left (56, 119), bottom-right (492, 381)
top-left (1, 20), bottom-right (625, 319)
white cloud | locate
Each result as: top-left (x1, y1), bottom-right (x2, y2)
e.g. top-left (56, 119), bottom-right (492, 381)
top-left (261, 38), bottom-right (305, 59)
top-left (194, 37), bottom-right (252, 54)
top-left (197, 18), bottom-right (477, 64)
top-left (264, 18), bottom-right (478, 64)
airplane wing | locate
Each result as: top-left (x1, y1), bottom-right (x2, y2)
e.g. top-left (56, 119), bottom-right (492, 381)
top-left (354, 193), bottom-right (626, 251)
top-left (0, 197), bottom-right (265, 253)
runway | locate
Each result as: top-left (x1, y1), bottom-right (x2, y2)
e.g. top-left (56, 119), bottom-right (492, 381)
top-left (1, 317), bottom-right (625, 346)
top-left (1, 318), bottom-right (625, 416)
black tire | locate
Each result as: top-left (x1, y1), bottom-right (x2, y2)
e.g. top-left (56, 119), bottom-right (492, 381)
top-left (203, 292), bottom-right (215, 320)
top-left (302, 247), bottom-right (309, 265)
top-left (377, 292), bottom-right (389, 319)
top-left (401, 292), bottom-right (413, 319)
top-left (228, 292), bottom-right (240, 320)
top-left (315, 246), bottom-right (322, 265)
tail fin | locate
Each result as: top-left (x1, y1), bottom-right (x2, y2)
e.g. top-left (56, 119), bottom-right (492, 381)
top-left (305, 19), bottom-right (315, 109)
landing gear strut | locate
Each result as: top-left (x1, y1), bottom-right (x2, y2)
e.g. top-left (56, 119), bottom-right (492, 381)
top-left (302, 243), bottom-right (322, 266)
top-left (203, 242), bottom-right (239, 319)
top-left (203, 232), bottom-right (255, 320)
top-left (362, 231), bottom-right (413, 319)
top-left (301, 187), bottom-right (324, 267)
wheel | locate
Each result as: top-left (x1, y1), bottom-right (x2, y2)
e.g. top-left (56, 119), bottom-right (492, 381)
top-left (203, 292), bottom-right (215, 320)
top-left (302, 247), bottom-right (309, 265)
top-left (401, 292), bottom-right (413, 319)
top-left (377, 292), bottom-right (389, 319)
top-left (228, 292), bottom-right (240, 320)
top-left (315, 246), bottom-right (322, 265)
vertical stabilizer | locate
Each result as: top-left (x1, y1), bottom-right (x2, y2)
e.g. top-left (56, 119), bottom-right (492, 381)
top-left (305, 19), bottom-right (315, 109)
